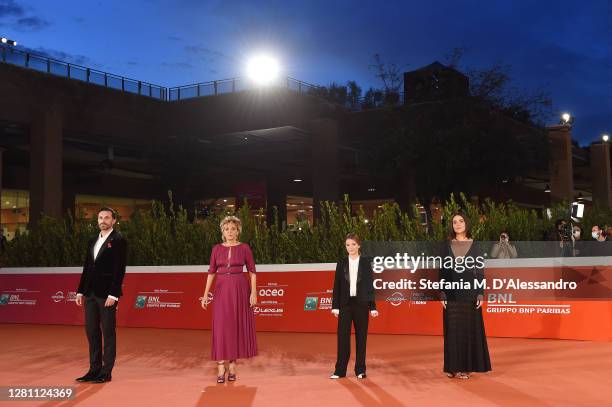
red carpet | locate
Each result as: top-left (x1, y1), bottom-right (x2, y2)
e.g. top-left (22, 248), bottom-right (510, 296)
top-left (1, 324), bottom-right (611, 406)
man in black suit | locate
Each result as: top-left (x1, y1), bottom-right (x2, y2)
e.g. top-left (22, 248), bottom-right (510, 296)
top-left (75, 207), bottom-right (127, 384)
top-left (331, 234), bottom-right (378, 379)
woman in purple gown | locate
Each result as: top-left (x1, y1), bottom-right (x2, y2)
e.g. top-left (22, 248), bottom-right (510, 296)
top-left (201, 216), bottom-right (258, 383)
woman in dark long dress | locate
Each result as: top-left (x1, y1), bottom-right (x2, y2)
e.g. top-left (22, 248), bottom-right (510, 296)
top-left (201, 216), bottom-right (258, 383)
top-left (439, 212), bottom-right (491, 379)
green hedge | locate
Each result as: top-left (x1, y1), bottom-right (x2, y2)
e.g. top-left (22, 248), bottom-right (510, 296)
top-left (2, 193), bottom-right (610, 267)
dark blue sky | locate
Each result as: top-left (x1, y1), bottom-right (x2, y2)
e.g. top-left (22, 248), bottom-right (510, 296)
top-left (1, 0), bottom-right (610, 145)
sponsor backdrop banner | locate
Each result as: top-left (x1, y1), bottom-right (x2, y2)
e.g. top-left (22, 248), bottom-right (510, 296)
top-left (1, 263), bottom-right (611, 341)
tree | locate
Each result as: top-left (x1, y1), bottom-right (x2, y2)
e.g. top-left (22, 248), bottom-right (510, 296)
top-left (369, 53), bottom-right (404, 96)
top-left (346, 80), bottom-right (362, 109)
top-left (362, 87), bottom-right (384, 109)
top-left (309, 80), bottom-right (362, 109)
top-left (444, 47), bottom-right (552, 126)
top-left (364, 100), bottom-right (549, 209)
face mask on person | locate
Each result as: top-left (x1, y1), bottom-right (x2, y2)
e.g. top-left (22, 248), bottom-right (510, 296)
top-left (592, 231), bottom-right (600, 239)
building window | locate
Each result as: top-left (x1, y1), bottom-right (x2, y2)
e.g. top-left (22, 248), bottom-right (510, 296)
top-left (286, 196), bottom-right (313, 228)
top-left (75, 194), bottom-right (151, 221)
top-left (0, 189), bottom-right (30, 240)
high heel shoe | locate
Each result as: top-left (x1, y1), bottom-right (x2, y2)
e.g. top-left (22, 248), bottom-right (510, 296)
top-left (227, 360), bottom-right (236, 381)
top-left (216, 363), bottom-right (226, 384)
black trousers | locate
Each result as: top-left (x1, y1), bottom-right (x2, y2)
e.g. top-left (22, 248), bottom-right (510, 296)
top-left (84, 295), bottom-right (117, 376)
top-left (334, 298), bottom-right (369, 376)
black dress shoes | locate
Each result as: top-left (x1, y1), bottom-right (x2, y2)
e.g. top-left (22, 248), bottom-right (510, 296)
top-left (91, 374), bottom-right (112, 383)
top-left (75, 371), bottom-right (100, 382)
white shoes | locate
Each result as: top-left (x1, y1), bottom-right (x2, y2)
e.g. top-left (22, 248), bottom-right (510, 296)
top-left (330, 373), bottom-right (366, 379)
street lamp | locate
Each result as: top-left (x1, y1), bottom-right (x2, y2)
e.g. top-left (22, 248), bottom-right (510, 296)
top-left (603, 134), bottom-right (609, 142)
top-left (1, 37), bottom-right (17, 46)
top-left (560, 112), bottom-right (574, 126)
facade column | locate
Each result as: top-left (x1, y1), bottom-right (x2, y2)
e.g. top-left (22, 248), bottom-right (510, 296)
top-left (266, 177), bottom-right (287, 226)
top-left (394, 168), bottom-right (416, 212)
top-left (62, 185), bottom-right (77, 218)
top-left (547, 125), bottom-right (574, 203)
top-left (0, 147), bottom-right (5, 231)
top-left (590, 142), bottom-right (612, 208)
top-left (310, 118), bottom-right (339, 220)
top-left (29, 108), bottom-right (63, 226)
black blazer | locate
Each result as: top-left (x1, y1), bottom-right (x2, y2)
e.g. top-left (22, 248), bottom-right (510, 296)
top-left (332, 256), bottom-right (377, 310)
top-left (77, 230), bottom-right (128, 298)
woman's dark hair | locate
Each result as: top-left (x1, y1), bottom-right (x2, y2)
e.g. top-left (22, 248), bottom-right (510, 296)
top-left (447, 212), bottom-right (472, 240)
top-left (98, 207), bottom-right (117, 219)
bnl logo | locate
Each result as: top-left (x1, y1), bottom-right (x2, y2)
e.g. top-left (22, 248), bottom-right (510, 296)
top-left (135, 296), bottom-right (160, 308)
top-left (487, 293), bottom-right (516, 303)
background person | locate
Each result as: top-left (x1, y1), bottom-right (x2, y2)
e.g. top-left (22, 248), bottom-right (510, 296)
top-left (490, 231), bottom-right (518, 259)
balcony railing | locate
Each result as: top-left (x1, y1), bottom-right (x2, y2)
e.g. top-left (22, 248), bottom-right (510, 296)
top-left (168, 76), bottom-right (318, 101)
top-left (0, 44), bottom-right (320, 103)
top-left (1, 44), bottom-right (167, 100)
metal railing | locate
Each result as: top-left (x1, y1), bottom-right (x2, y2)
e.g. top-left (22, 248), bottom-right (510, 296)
top-left (168, 76), bottom-right (318, 101)
top-left (1, 44), bottom-right (167, 100)
top-left (0, 44), bottom-right (356, 107)
top-left (0, 44), bottom-right (322, 103)
top-left (0, 44), bottom-right (412, 113)
top-left (347, 92), bottom-right (406, 111)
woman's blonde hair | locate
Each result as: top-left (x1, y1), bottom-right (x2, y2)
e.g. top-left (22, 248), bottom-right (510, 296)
top-left (220, 216), bottom-right (242, 241)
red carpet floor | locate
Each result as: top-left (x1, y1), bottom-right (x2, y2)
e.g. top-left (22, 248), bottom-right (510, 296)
top-left (1, 324), bottom-right (611, 407)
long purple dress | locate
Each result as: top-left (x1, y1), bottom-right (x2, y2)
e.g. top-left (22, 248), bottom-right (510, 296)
top-left (208, 242), bottom-right (258, 360)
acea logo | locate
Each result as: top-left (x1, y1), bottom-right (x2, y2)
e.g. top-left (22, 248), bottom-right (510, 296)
top-left (258, 288), bottom-right (284, 297)
top-left (0, 293), bottom-right (9, 306)
top-left (304, 296), bottom-right (318, 311)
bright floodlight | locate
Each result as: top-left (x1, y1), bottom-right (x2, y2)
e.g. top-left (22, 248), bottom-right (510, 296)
top-left (561, 113), bottom-right (571, 123)
top-left (1, 37), bottom-right (17, 46)
top-left (603, 134), bottom-right (610, 142)
top-left (247, 55), bottom-right (279, 85)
